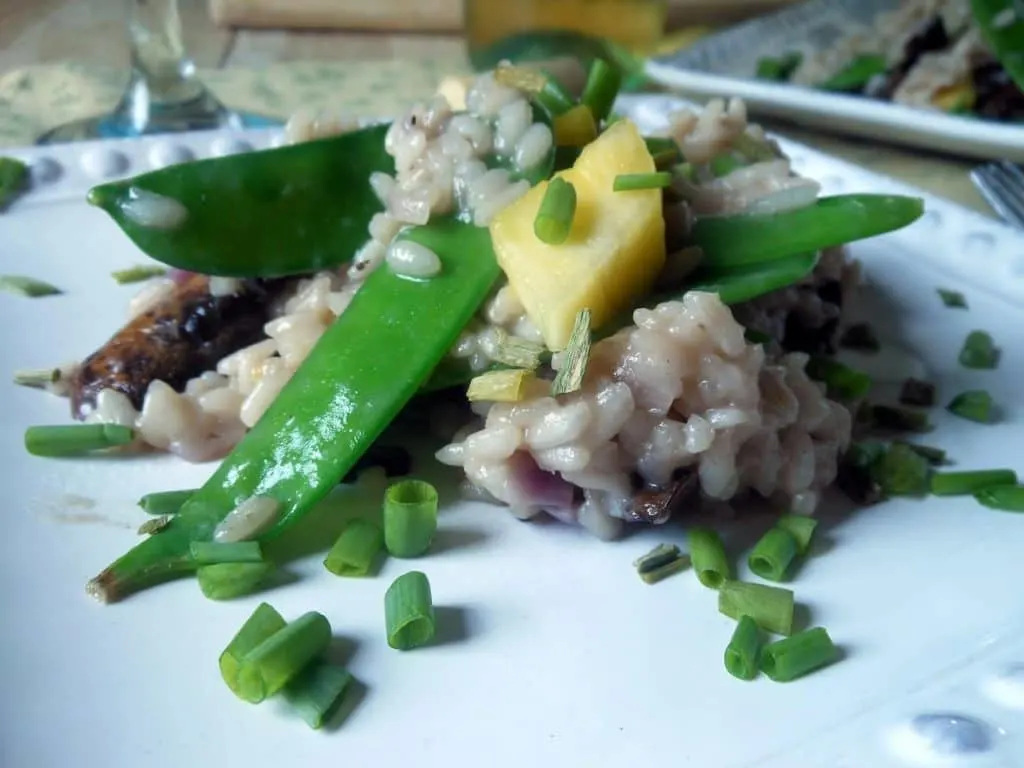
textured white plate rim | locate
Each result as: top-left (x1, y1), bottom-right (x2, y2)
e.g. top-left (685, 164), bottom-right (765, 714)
top-left (1, 95), bottom-right (1023, 768)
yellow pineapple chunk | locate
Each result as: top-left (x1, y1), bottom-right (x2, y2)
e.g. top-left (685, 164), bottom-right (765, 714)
top-left (489, 119), bottom-right (665, 349)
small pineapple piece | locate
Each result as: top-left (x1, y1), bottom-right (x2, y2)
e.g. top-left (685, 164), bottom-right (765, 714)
top-left (489, 119), bottom-right (665, 349)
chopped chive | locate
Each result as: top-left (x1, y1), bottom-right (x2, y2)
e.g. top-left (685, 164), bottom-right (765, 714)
top-left (581, 58), bottom-right (622, 122)
top-left (896, 442), bottom-right (947, 466)
top-left (190, 540), bottom-right (264, 564)
top-left (219, 603), bottom-right (287, 697)
top-left (724, 615), bottom-right (762, 681)
top-left (493, 333), bottom-right (546, 370)
top-left (0, 275), bottom-right (62, 297)
top-left (937, 288), bottom-right (967, 308)
top-left (197, 562), bottom-right (275, 600)
top-left (236, 612), bottom-right (332, 703)
top-left (324, 519), bottom-right (384, 577)
top-left (383, 479), bottom-right (438, 558)
top-left (138, 488), bottom-right (197, 516)
top-left (467, 369), bottom-right (537, 402)
top-left (613, 172), bottom-right (672, 192)
top-left (718, 580), bottom-right (795, 636)
top-left (975, 484), bottom-right (1024, 512)
top-left (138, 515), bottom-right (172, 536)
top-left (552, 104), bottom-right (598, 147)
top-left (872, 442), bottom-right (931, 496)
top-left (644, 137), bottom-right (679, 159)
top-left (947, 389), bottom-right (995, 423)
top-left (688, 527), bottom-right (730, 589)
top-left (111, 265), bottom-right (168, 284)
top-left (493, 63), bottom-right (574, 116)
top-left (710, 153), bottom-right (745, 178)
top-left (760, 627), bottom-right (837, 682)
top-left (732, 132), bottom-right (778, 162)
top-left (775, 515), bottom-right (818, 555)
top-left (24, 423), bottom-right (135, 457)
top-left (13, 367), bottom-right (61, 389)
top-left (385, 571), bottom-right (435, 650)
top-left (0, 156), bottom-right (29, 210)
top-left (534, 177), bottom-right (577, 245)
top-left (838, 322), bottom-right (880, 352)
top-left (930, 469), bottom-right (1017, 496)
top-left (870, 404), bottom-right (932, 432)
top-left (674, 162), bottom-right (697, 182)
top-left (959, 330), bottom-right (1000, 369)
top-left (846, 440), bottom-right (886, 468)
top-left (898, 377), bottom-right (936, 407)
top-left (640, 557), bottom-right (690, 584)
top-left (550, 308), bottom-right (591, 396)
top-left (748, 527), bottom-right (799, 582)
top-left (282, 660), bottom-right (354, 729)
top-left (805, 357), bottom-right (872, 401)
top-left (633, 543), bottom-right (690, 584)
top-left (651, 147), bottom-right (683, 170)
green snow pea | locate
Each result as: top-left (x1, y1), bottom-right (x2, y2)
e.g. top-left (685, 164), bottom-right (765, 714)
top-left (86, 124), bottom-right (393, 278)
top-left (819, 54), bottom-right (888, 93)
top-left (972, 0), bottom-right (1024, 91)
top-left (88, 220), bottom-right (500, 602)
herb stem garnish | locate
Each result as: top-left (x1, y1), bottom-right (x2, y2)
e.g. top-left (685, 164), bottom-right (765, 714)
top-left (324, 519), bottom-right (384, 577)
top-left (931, 469), bottom-right (1017, 496)
top-left (111, 265), bottom-right (168, 284)
top-left (534, 177), bottom-right (577, 245)
top-left (633, 543), bottom-right (690, 584)
top-left (220, 603), bottom-right (287, 697)
top-left (581, 58), bottom-right (622, 123)
top-left (385, 571), bottom-right (435, 650)
top-left (236, 612), bottom-right (332, 703)
top-left (747, 527), bottom-right (799, 582)
top-left (760, 627), bottom-right (838, 681)
top-left (947, 390), bottom-right (995, 423)
top-left (724, 615), bottom-right (762, 681)
top-left (975, 484), bottom-right (1024, 512)
top-left (24, 424), bottom-right (134, 457)
top-left (719, 580), bottom-right (795, 636)
top-left (613, 172), bottom-right (673, 191)
top-left (383, 480), bottom-right (438, 558)
top-left (688, 527), bottom-right (730, 589)
top-left (550, 309), bottom-right (591, 396)
top-left (0, 275), bottom-right (62, 297)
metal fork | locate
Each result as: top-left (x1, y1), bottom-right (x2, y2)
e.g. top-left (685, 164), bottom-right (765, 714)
top-left (971, 161), bottom-right (1024, 229)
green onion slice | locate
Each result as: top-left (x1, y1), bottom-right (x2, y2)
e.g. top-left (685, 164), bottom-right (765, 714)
top-left (492, 332), bottom-right (546, 370)
top-left (581, 58), bottom-right (622, 123)
top-left (383, 480), bottom-right (439, 558)
top-left (324, 519), bottom-right (384, 577)
top-left (550, 308), bottom-right (591, 396)
top-left (724, 615), bottom-right (762, 681)
top-left (0, 156), bottom-right (29, 210)
top-left (896, 442), bottom-right (947, 466)
top-left (930, 469), bottom-right (1017, 496)
top-left (805, 357), bottom-right (872, 401)
top-left (633, 543), bottom-right (690, 584)
top-left (111, 265), bottom-right (168, 284)
top-left (718, 580), bottom-right (795, 636)
top-left (760, 627), bottom-right (838, 682)
top-left (198, 562), bottom-right (275, 601)
top-left (468, 369), bottom-right (536, 403)
top-left (775, 515), bottom-right (818, 555)
top-left (282, 660), bottom-right (354, 730)
top-left (493, 63), bottom-right (574, 116)
top-left (236, 612), bottom-right (332, 703)
top-left (534, 177), bottom-right (577, 245)
top-left (191, 540), bottom-right (265, 564)
top-left (872, 442), bottom-right (931, 496)
top-left (138, 488), bottom-right (197, 516)
top-left (0, 275), bottom-right (62, 297)
top-left (219, 603), bottom-right (287, 697)
top-left (747, 527), bottom-right (799, 582)
top-left (612, 172), bottom-right (673, 192)
top-left (937, 288), bottom-right (967, 308)
top-left (947, 389), bottom-right (995, 423)
top-left (975, 484), bottom-right (1024, 512)
top-left (13, 367), bottom-right (62, 389)
top-left (385, 571), bottom-right (436, 650)
top-left (688, 527), bottom-right (730, 589)
top-left (24, 423), bottom-right (135, 457)
top-left (959, 330), bottom-right (1000, 369)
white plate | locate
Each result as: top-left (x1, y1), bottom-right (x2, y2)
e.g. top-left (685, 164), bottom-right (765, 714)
top-left (2, 96), bottom-right (1024, 768)
top-left (645, 0), bottom-right (1024, 163)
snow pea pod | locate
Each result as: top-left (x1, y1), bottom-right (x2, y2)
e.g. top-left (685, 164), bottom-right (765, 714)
top-left (972, 0), bottom-right (1024, 91)
top-left (86, 124), bottom-right (393, 278)
top-left (692, 194), bottom-right (924, 269)
top-left (89, 220), bottom-right (499, 602)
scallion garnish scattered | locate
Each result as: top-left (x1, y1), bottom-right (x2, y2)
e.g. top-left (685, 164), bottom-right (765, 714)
top-left (937, 288), bottom-right (967, 308)
top-left (0, 156), bottom-right (29, 211)
top-left (719, 580), bottom-right (795, 636)
top-left (975, 484), bottom-right (1024, 512)
top-left (838, 322), bottom-right (880, 352)
top-left (775, 515), bottom-right (818, 555)
top-left (846, 440), bottom-right (886, 468)
top-left (931, 469), bottom-right (1017, 496)
top-left (236, 612), bottom-right (332, 703)
top-left (550, 308), bottom-right (591, 396)
top-left (467, 369), bottom-right (536, 402)
top-left (12, 367), bottom-right (61, 389)
top-left (24, 423), bottom-right (135, 457)
top-left (633, 543), bottom-right (690, 584)
top-left (198, 562), bottom-right (275, 600)
top-left (947, 389), bottom-right (995, 423)
top-left (190, 540), bottom-right (265, 564)
top-left (805, 357), bottom-right (872, 401)
top-left (747, 527), bottom-right (799, 582)
top-left (138, 488), bottom-right (196, 516)
top-left (111, 265), bottom-right (168, 284)
top-left (534, 177), bottom-right (577, 245)
top-left (581, 58), bottom-right (622, 123)
top-left (872, 442), bottom-right (931, 496)
top-left (724, 615), bottom-right (761, 681)
top-left (385, 571), bottom-right (436, 651)
top-left (688, 527), bottom-right (730, 589)
top-left (220, 602), bottom-right (287, 697)
top-left (493, 63), bottom-right (574, 116)
top-left (959, 330), bottom-right (1000, 369)
top-left (0, 275), bottom-right (62, 298)
top-left (282, 660), bottom-right (354, 730)
top-left (898, 377), bottom-right (936, 407)
top-left (324, 519), bottom-right (384, 577)
top-left (492, 333), bottom-right (546, 370)
top-left (870, 404), bottom-right (932, 433)
top-left (552, 104), bottom-right (598, 147)
top-left (612, 172), bottom-right (673, 192)
top-left (761, 627), bottom-right (837, 682)
top-left (383, 480), bottom-right (438, 558)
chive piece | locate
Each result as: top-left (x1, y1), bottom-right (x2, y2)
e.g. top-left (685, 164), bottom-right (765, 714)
top-left (775, 515), bottom-right (818, 555)
top-left (937, 288), bottom-right (967, 308)
top-left (0, 156), bottom-right (29, 210)
top-left (324, 519), bottom-right (384, 577)
top-left (634, 543), bottom-right (690, 584)
top-left (872, 442), bottom-right (931, 496)
top-left (467, 369), bottom-right (536, 402)
top-left (236, 612), bottom-right (332, 703)
top-left (898, 377), bottom-right (936, 407)
top-left (640, 556), bottom-right (690, 584)
top-left (111, 265), bottom-right (168, 284)
top-left (534, 178), bottom-right (577, 245)
top-left (282, 660), bottom-right (354, 729)
top-left (846, 440), bottom-right (886, 468)
top-left (383, 480), bottom-right (438, 558)
top-left (805, 357), bottom-right (872, 401)
top-left (190, 540), bottom-right (264, 564)
top-left (13, 367), bottom-right (61, 389)
top-left (24, 423), bottom-right (134, 457)
top-left (870, 404), bottom-right (932, 432)
top-left (198, 562), bottom-right (275, 600)
top-left (138, 515), bottom-right (172, 536)
top-left (688, 527), bottom-right (730, 589)
top-left (838, 322), bottom-right (881, 352)
top-left (755, 51), bottom-right (802, 81)
top-left (138, 488), bottom-right (197, 516)
top-left (959, 330), bottom-right (1000, 369)
top-left (0, 275), bottom-right (62, 297)
top-left (552, 104), bottom-right (598, 147)
top-left (760, 627), bottom-right (837, 682)
top-left (718, 580), bottom-right (795, 636)
top-left (644, 137), bottom-right (679, 159)
top-left (947, 390), bottom-right (995, 423)
top-left (897, 442), bottom-right (947, 466)
top-left (219, 603), bottom-right (287, 697)
top-left (748, 527), bottom-right (799, 582)
top-left (385, 571), bottom-right (436, 650)
top-left (651, 147), bottom-right (683, 170)
top-left (492, 334), bottom-right (546, 370)
top-left (613, 172), bottom-right (672, 192)
top-left (581, 58), bottom-right (622, 122)
top-left (975, 484), bottom-right (1024, 512)
top-left (493, 63), bottom-right (574, 116)
top-left (930, 469), bottom-right (1017, 496)
top-left (724, 615), bottom-right (762, 681)
top-left (551, 309), bottom-right (591, 396)
top-left (710, 153), bottom-right (745, 178)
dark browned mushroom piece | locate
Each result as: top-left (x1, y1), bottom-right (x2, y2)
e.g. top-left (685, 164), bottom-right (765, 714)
top-left (629, 469), bottom-right (699, 524)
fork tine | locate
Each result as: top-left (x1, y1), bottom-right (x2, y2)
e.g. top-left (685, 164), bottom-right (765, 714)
top-left (988, 165), bottom-right (1024, 227)
top-left (972, 165), bottom-right (1024, 230)
top-left (998, 160), bottom-right (1024, 188)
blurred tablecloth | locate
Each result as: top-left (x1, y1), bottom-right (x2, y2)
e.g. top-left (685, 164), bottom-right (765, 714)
top-left (0, 59), bottom-right (989, 215)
